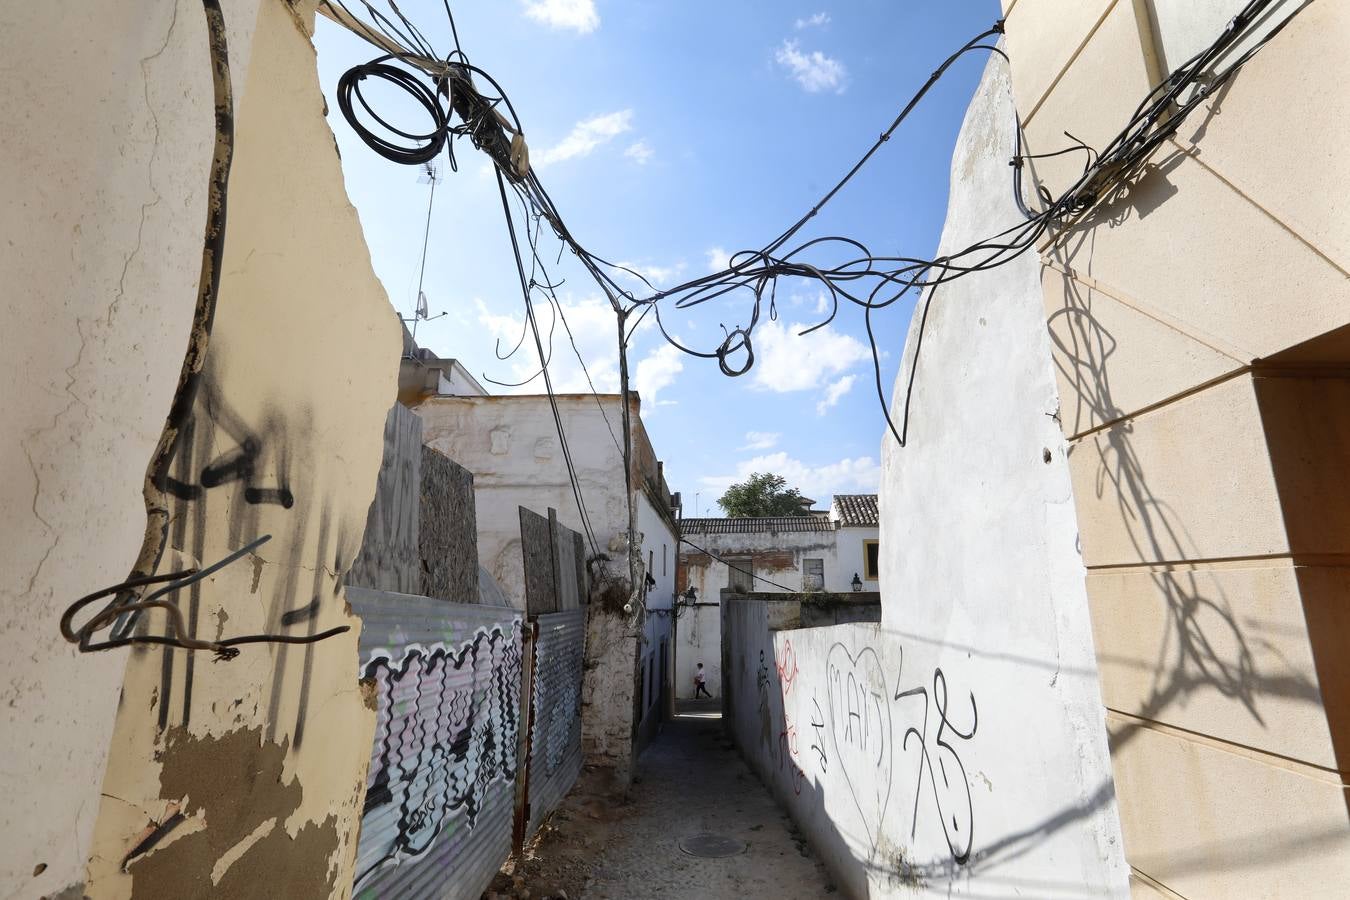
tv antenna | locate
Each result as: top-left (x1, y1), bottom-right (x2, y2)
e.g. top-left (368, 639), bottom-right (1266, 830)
top-left (405, 161), bottom-right (447, 346)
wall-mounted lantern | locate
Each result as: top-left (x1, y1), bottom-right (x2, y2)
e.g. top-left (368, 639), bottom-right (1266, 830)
top-left (851, 573), bottom-right (863, 592)
top-left (682, 586), bottom-right (698, 605)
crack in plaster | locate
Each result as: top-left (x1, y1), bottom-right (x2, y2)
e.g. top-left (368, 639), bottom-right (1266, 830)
top-left (108, 0), bottom-right (177, 327)
top-left (19, 319), bottom-right (90, 597)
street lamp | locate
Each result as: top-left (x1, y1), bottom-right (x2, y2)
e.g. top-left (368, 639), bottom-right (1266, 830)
top-left (851, 573), bottom-right (863, 592)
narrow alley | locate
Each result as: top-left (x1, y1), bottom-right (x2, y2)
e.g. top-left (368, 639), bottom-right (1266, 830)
top-left (490, 709), bottom-right (836, 900)
top-left (7, 2), bottom-right (1347, 899)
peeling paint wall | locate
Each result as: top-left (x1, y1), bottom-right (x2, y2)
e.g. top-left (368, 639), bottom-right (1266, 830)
top-left (679, 527), bottom-right (876, 600)
top-left (416, 393), bottom-right (678, 783)
top-left (415, 395), bottom-right (636, 611)
top-left (0, 1), bottom-right (264, 896)
top-left (55, 1), bottom-right (401, 897)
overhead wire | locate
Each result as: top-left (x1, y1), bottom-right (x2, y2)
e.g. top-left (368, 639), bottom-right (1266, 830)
top-left (677, 536), bottom-right (802, 594)
top-left (320, 0), bottom-right (1300, 611)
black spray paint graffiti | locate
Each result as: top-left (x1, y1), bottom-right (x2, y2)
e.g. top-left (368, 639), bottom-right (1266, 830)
top-left (356, 626), bottom-right (522, 889)
top-left (136, 366), bottom-right (359, 740)
top-left (815, 641), bottom-right (978, 865)
top-left (825, 644), bottom-right (893, 851)
top-left (895, 663), bottom-right (978, 865)
top-left (809, 696), bottom-right (829, 772)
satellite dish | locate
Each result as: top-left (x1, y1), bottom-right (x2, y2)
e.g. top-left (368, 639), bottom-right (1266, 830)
top-left (416, 290), bottom-right (429, 320)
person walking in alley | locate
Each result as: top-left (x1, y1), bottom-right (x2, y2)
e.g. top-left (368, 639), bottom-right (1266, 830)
top-left (694, 663), bottom-right (712, 699)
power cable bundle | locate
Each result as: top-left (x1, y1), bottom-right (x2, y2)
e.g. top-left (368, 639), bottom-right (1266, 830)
top-left (319, 0), bottom-right (1300, 617)
top-left (323, 0), bottom-right (1296, 449)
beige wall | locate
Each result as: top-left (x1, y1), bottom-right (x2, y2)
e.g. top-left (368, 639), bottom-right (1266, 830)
top-left (1004, 0), bottom-right (1350, 895)
top-left (0, 1), bottom-right (265, 896)
top-left (2, 0), bottom-right (400, 897)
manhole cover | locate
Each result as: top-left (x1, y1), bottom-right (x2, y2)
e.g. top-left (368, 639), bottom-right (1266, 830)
top-left (678, 832), bottom-right (747, 858)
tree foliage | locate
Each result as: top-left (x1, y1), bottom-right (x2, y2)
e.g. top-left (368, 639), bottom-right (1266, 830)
top-left (717, 472), bottom-right (810, 518)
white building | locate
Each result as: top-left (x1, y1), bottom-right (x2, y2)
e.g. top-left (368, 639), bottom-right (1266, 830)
top-left (411, 392), bottom-right (679, 780)
top-left (674, 494), bottom-right (880, 700)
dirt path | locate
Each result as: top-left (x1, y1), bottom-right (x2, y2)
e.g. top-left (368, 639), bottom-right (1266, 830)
top-left (489, 714), bottom-right (837, 900)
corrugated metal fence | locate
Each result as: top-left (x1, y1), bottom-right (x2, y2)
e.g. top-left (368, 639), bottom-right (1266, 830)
top-left (523, 608), bottom-right (587, 838)
top-left (348, 587), bottom-right (524, 900)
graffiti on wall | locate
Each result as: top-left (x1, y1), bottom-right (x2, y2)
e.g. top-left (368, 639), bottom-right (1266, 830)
top-left (149, 372), bottom-right (363, 743)
top-left (757, 633), bottom-right (979, 866)
top-left (356, 625), bottom-right (523, 889)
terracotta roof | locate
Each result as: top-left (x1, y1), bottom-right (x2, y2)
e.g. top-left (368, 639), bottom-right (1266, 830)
top-left (831, 494), bottom-right (879, 527)
top-left (680, 516), bottom-right (833, 535)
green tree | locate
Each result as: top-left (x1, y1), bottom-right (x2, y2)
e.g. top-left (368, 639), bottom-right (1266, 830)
top-left (717, 472), bottom-right (810, 518)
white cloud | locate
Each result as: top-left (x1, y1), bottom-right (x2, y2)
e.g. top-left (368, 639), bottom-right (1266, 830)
top-left (701, 451), bottom-right (880, 504)
top-left (741, 431), bottom-right (781, 451)
top-left (748, 319), bottom-right (869, 393)
top-left (534, 110), bottom-right (633, 166)
top-left (795, 12), bottom-right (830, 29)
top-left (624, 140), bottom-right (653, 165)
top-left (634, 343), bottom-right (684, 406)
top-left (474, 295), bottom-right (621, 394)
top-left (813, 292), bottom-right (832, 316)
top-left (613, 259), bottom-right (686, 290)
top-left (816, 374), bottom-right (856, 415)
top-left (522, 0), bottom-right (599, 33)
top-left (706, 246), bottom-right (730, 273)
top-left (775, 40), bottom-right (847, 94)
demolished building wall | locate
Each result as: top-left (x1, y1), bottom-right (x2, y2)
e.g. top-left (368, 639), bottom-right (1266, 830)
top-left (2, 1), bottom-right (405, 896)
top-left (0, 1), bottom-right (267, 895)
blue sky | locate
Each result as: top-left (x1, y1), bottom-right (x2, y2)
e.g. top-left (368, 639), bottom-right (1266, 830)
top-left (314, 0), bottom-right (998, 514)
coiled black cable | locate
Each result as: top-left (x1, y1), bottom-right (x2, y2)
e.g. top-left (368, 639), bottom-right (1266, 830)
top-left (336, 54), bottom-right (450, 165)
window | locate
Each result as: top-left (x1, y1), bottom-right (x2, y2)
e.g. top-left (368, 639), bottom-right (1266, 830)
top-left (663, 544), bottom-right (667, 577)
top-left (863, 540), bottom-right (880, 581)
top-left (727, 558), bottom-right (754, 593)
top-left (803, 558), bottom-right (824, 591)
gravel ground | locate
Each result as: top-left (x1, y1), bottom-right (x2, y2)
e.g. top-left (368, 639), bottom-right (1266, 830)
top-left (487, 714), bottom-right (837, 900)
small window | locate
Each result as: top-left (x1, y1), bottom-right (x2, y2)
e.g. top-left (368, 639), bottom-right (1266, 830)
top-left (663, 544), bottom-right (667, 577)
top-left (803, 558), bottom-right (824, 591)
top-left (727, 558), bottom-right (754, 593)
top-left (863, 540), bottom-right (880, 581)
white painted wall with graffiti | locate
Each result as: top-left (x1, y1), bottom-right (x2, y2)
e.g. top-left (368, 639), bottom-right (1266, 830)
top-left (722, 53), bottom-right (1128, 900)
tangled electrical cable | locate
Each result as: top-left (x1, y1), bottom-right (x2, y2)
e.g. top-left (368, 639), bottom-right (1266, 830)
top-left (320, 0), bottom-right (1300, 617)
top-left (322, 0), bottom-right (1298, 453)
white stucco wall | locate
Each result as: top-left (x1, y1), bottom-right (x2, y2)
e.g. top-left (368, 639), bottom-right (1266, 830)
top-left (0, 2), bottom-right (261, 895)
top-left (417, 393), bottom-right (677, 779)
top-left (725, 55), bottom-right (1127, 899)
top-left (874, 52), bottom-right (1126, 895)
top-left (416, 395), bottom-right (634, 609)
top-left (674, 605), bottom-right (721, 701)
top-left (636, 492), bottom-right (677, 729)
top-left (680, 527), bottom-right (863, 597)
top-left (833, 527), bottom-right (879, 592)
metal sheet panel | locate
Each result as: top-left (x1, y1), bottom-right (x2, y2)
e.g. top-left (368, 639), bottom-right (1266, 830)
top-left (525, 608), bottom-right (587, 837)
top-left (348, 587), bottom-right (524, 900)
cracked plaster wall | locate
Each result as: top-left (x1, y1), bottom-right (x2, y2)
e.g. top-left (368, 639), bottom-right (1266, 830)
top-left (0, 1), bottom-right (264, 896)
top-left (1, 0), bottom-right (400, 897)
